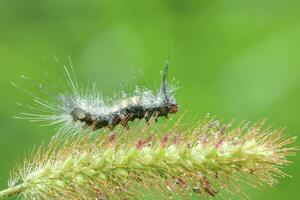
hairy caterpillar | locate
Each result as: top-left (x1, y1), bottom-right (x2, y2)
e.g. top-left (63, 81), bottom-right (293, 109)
top-left (71, 62), bottom-right (178, 130)
top-left (16, 60), bottom-right (178, 132)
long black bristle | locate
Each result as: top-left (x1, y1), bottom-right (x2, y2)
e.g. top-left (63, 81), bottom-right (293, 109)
top-left (160, 60), bottom-right (169, 103)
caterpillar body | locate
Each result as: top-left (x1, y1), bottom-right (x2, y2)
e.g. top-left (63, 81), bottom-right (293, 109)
top-left (70, 63), bottom-right (178, 130)
top-left (17, 61), bottom-right (178, 132)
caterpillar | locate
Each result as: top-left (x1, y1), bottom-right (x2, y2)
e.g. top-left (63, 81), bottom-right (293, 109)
top-left (70, 62), bottom-right (178, 131)
top-left (16, 60), bottom-right (178, 132)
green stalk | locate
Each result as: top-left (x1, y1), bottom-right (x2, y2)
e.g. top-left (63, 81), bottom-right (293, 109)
top-left (0, 183), bottom-right (28, 198)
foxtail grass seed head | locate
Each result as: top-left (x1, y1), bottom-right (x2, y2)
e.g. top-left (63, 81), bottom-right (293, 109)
top-left (0, 118), bottom-right (296, 199)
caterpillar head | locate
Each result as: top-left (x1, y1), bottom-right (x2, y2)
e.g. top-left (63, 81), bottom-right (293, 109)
top-left (70, 108), bottom-right (94, 126)
top-left (71, 108), bottom-right (88, 122)
top-left (155, 103), bottom-right (179, 119)
top-left (169, 103), bottom-right (179, 114)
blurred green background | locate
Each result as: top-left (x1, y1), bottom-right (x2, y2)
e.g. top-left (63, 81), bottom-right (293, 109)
top-left (0, 0), bottom-right (299, 199)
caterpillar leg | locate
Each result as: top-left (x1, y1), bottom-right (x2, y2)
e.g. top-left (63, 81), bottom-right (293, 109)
top-left (120, 114), bottom-right (131, 130)
top-left (82, 123), bottom-right (91, 129)
top-left (144, 112), bottom-right (152, 124)
top-left (108, 123), bottom-right (114, 131)
top-left (108, 117), bottom-right (118, 131)
top-left (91, 120), bottom-right (98, 131)
top-left (154, 112), bottom-right (160, 123)
top-left (122, 123), bottom-right (130, 130)
top-left (120, 120), bottom-right (130, 130)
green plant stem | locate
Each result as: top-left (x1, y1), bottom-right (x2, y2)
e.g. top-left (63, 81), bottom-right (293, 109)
top-left (0, 183), bottom-right (28, 198)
